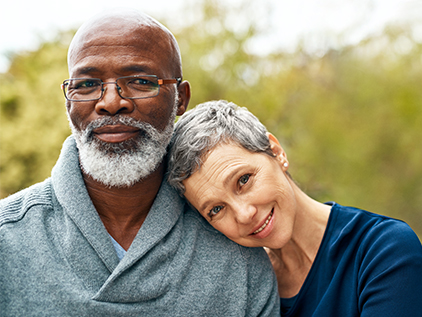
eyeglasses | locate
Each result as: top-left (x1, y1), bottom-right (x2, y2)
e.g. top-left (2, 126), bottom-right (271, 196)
top-left (61, 75), bottom-right (181, 102)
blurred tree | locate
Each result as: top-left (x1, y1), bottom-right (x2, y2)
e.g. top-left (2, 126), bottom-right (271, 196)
top-left (0, 0), bottom-right (421, 239)
top-left (174, 0), bottom-right (270, 107)
top-left (172, 0), bottom-right (422, 237)
top-left (258, 28), bottom-right (422, 237)
top-left (0, 31), bottom-right (72, 197)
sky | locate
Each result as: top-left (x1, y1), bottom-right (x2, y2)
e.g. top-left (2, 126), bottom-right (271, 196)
top-left (0, 0), bottom-right (421, 73)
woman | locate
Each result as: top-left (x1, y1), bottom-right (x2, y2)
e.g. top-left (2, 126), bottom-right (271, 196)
top-left (167, 100), bottom-right (422, 316)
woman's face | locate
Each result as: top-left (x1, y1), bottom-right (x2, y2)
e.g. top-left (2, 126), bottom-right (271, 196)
top-left (182, 139), bottom-right (297, 249)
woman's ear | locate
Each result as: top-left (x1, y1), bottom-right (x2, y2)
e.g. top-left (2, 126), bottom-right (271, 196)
top-left (267, 132), bottom-right (289, 168)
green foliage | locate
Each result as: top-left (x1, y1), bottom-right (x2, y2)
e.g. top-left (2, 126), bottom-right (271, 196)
top-left (172, 0), bottom-right (422, 237)
top-left (0, 31), bottom-right (72, 196)
top-left (0, 1), bottom-right (421, 238)
top-left (174, 0), bottom-right (267, 107)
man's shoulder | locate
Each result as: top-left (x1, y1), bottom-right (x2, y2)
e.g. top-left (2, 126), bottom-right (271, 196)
top-left (182, 205), bottom-right (221, 233)
top-left (182, 205), bottom-right (271, 260)
top-left (0, 179), bottom-right (53, 226)
top-left (182, 205), bottom-right (237, 245)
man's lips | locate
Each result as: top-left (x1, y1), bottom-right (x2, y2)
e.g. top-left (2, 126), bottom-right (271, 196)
top-left (93, 125), bottom-right (140, 143)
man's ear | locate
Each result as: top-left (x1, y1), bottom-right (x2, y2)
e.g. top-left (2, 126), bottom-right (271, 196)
top-left (267, 132), bottom-right (288, 162)
top-left (176, 81), bottom-right (191, 116)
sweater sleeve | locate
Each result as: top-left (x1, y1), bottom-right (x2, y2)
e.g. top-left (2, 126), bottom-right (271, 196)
top-left (357, 219), bottom-right (422, 316)
top-left (240, 246), bottom-right (280, 316)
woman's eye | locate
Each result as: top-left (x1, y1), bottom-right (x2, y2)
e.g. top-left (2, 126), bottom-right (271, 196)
top-left (208, 205), bottom-right (223, 217)
top-left (239, 174), bottom-right (250, 187)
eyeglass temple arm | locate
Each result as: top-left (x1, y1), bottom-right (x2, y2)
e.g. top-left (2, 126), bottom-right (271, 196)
top-left (158, 78), bottom-right (182, 85)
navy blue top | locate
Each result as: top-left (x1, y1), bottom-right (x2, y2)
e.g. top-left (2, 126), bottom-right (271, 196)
top-left (281, 203), bottom-right (422, 316)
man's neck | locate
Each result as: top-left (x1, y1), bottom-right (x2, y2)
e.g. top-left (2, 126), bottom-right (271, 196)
top-left (83, 162), bottom-right (165, 250)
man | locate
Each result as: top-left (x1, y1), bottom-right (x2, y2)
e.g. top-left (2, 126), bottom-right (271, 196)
top-left (0, 8), bottom-right (279, 316)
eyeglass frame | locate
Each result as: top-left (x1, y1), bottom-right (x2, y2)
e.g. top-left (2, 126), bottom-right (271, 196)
top-left (61, 75), bottom-right (182, 102)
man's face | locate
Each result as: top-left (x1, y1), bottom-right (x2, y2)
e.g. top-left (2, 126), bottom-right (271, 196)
top-left (66, 20), bottom-right (185, 187)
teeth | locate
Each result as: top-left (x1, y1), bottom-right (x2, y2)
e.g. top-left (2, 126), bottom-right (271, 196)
top-left (253, 210), bottom-right (273, 235)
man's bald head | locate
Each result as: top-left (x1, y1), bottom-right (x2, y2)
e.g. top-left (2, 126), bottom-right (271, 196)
top-left (67, 8), bottom-right (183, 78)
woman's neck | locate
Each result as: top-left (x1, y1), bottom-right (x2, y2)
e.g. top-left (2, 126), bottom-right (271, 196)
top-left (268, 187), bottom-right (331, 298)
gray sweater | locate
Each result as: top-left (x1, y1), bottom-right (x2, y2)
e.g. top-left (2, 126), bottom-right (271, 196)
top-left (0, 136), bottom-right (279, 316)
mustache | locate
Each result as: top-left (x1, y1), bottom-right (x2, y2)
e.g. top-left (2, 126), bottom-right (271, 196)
top-left (81, 116), bottom-right (152, 141)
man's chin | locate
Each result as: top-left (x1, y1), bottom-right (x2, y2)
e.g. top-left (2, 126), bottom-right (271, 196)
top-left (68, 107), bottom-right (176, 187)
top-left (80, 152), bottom-right (157, 188)
top-left (77, 137), bottom-right (166, 188)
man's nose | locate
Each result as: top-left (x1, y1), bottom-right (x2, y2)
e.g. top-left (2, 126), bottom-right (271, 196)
top-left (95, 85), bottom-right (135, 115)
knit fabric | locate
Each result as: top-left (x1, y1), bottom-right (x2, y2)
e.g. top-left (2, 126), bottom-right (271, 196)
top-left (0, 136), bottom-right (279, 316)
top-left (281, 203), bottom-right (422, 316)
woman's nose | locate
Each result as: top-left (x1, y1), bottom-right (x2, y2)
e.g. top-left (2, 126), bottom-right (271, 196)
top-left (233, 203), bottom-right (258, 225)
top-left (95, 85), bottom-right (135, 115)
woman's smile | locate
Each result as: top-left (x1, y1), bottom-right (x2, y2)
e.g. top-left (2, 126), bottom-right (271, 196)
top-left (250, 209), bottom-right (274, 237)
top-left (183, 143), bottom-right (296, 249)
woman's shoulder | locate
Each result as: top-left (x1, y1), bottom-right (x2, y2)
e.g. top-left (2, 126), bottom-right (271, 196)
top-left (331, 202), bottom-right (414, 234)
top-left (302, 203), bottom-right (422, 316)
top-left (329, 202), bottom-right (421, 256)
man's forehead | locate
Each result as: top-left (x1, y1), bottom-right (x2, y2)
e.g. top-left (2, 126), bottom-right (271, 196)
top-left (69, 10), bottom-right (171, 57)
top-left (72, 29), bottom-right (160, 51)
top-left (75, 9), bottom-right (161, 36)
top-left (67, 9), bottom-right (182, 77)
top-left (70, 17), bottom-right (163, 50)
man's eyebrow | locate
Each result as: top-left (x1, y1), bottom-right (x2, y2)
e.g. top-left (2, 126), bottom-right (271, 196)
top-left (120, 65), bottom-right (151, 74)
top-left (73, 66), bottom-right (100, 77)
top-left (72, 65), bottom-right (151, 77)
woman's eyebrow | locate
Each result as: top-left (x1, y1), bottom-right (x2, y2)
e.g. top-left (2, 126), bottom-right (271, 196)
top-left (198, 200), bottom-right (212, 213)
top-left (196, 164), bottom-right (244, 211)
top-left (223, 165), bottom-right (243, 187)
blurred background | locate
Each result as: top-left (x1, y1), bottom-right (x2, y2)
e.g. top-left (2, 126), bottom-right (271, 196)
top-left (1, 0), bottom-right (421, 239)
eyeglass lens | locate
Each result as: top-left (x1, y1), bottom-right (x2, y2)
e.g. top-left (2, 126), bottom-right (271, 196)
top-left (63, 76), bottom-right (160, 101)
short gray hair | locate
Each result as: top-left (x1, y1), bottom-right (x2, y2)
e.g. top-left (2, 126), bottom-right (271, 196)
top-left (167, 100), bottom-right (273, 195)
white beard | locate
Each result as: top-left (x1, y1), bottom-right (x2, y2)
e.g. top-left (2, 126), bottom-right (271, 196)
top-left (68, 104), bottom-right (177, 188)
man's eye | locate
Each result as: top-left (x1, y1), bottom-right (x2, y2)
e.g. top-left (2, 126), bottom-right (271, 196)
top-left (133, 78), bottom-right (151, 85)
top-left (74, 80), bottom-right (100, 89)
top-left (129, 78), bottom-right (157, 87)
top-left (82, 80), bottom-right (98, 87)
top-left (208, 205), bottom-right (223, 218)
top-left (126, 77), bottom-right (158, 91)
top-left (239, 174), bottom-right (250, 187)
